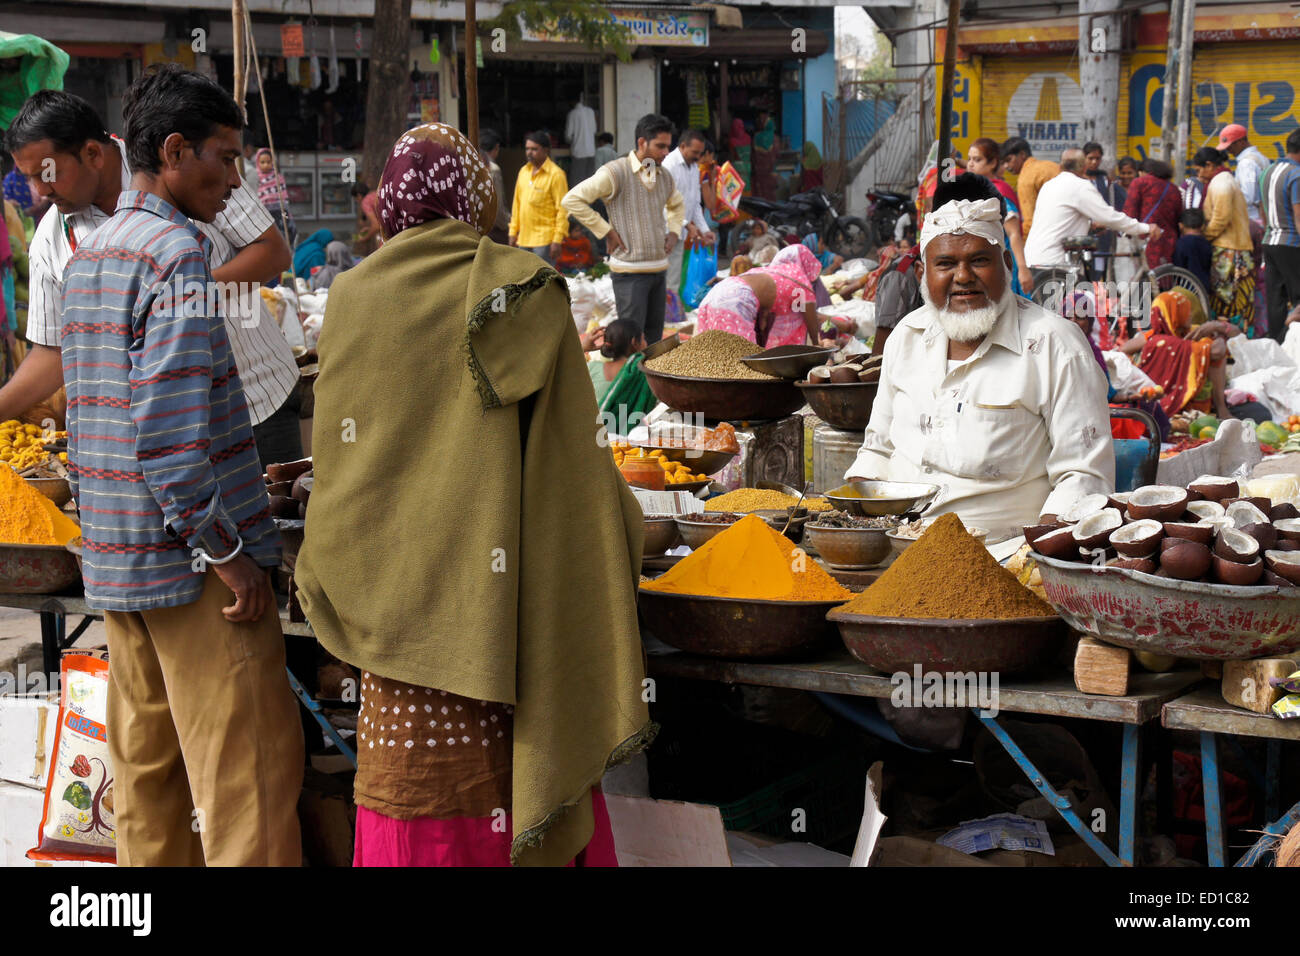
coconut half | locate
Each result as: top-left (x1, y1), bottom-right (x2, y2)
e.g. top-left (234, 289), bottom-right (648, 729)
top-left (1164, 521), bottom-right (1214, 545)
top-left (1061, 493), bottom-right (1111, 524)
top-left (1274, 517), bottom-right (1300, 542)
top-left (1073, 509), bottom-right (1123, 549)
top-left (1110, 519), bottom-right (1163, 556)
top-left (1186, 500), bottom-right (1226, 521)
top-left (1161, 540), bottom-right (1212, 580)
top-left (1189, 476), bottom-right (1239, 501)
top-left (1242, 521), bottom-right (1279, 551)
top-left (1270, 502), bottom-right (1300, 522)
top-left (1034, 526), bottom-right (1079, 561)
top-left (1215, 527), bottom-right (1261, 563)
top-left (1213, 555), bottom-right (1263, 586)
top-left (1226, 499), bottom-right (1269, 529)
top-left (1265, 550), bottom-right (1300, 584)
top-left (1128, 485), bottom-right (1190, 523)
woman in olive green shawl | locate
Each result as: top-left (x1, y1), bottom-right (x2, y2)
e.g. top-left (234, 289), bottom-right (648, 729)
top-left (296, 123), bottom-right (653, 868)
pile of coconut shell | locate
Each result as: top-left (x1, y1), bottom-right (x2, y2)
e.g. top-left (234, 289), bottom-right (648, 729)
top-left (1025, 477), bottom-right (1300, 588)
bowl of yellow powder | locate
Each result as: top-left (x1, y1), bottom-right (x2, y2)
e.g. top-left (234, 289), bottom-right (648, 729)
top-left (638, 514), bottom-right (853, 659)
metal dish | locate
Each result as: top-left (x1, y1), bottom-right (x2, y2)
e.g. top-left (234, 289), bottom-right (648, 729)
top-left (740, 345), bottom-right (836, 379)
top-left (829, 610), bottom-right (1067, 674)
top-left (642, 368), bottom-right (806, 422)
top-left (637, 589), bottom-right (845, 659)
top-left (796, 381), bottom-right (879, 431)
top-left (673, 514), bottom-right (742, 550)
top-left (26, 477), bottom-right (72, 508)
top-left (824, 480), bottom-right (940, 517)
top-left (662, 478), bottom-right (712, 495)
top-left (1033, 551), bottom-right (1300, 660)
top-left (756, 480), bottom-right (802, 499)
top-left (805, 524), bottom-right (892, 570)
top-left (643, 515), bottom-right (682, 557)
top-left (0, 542), bottom-right (83, 594)
top-left (642, 335), bottom-right (682, 363)
top-left (753, 509), bottom-right (810, 545)
top-left (626, 445), bottom-right (736, 476)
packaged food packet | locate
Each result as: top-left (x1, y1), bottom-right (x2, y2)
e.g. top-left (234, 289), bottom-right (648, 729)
top-left (1268, 669), bottom-right (1300, 695)
top-left (1272, 694), bottom-right (1300, 719)
top-left (27, 653), bottom-right (116, 862)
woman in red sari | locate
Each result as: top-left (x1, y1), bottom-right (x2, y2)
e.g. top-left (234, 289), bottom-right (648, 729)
top-left (1122, 158), bottom-right (1181, 269)
top-left (1120, 290), bottom-right (1239, 419)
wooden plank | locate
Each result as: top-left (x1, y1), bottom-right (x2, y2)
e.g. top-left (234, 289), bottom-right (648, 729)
top-left (1163, 686), bottom-right (1300, 741)
top-left (1221, 658), bottom-right (1297, 715)
top-left (1074, 637), bottom-right (1131, 697)
top-left (646, 650), bottom-right (1203, 724)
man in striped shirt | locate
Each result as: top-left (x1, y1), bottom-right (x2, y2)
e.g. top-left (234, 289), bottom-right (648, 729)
top-left (1, 90), bottom-right (304, 467)
top-left (1261, 129), bottom-right (1300, 342)
top-left (59, 65), bottom-right (302, 866)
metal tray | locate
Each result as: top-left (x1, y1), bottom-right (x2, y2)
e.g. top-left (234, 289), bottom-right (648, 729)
top-left (740, 345), bottom-right (836, 379)
top-left (823, 480), bottom-right (940, 517)
top-left (829, 609), bottom-right (1067, 674)
top-left (637, 589), bottom-right (845, 660)
top-left (1033, 552), bottom-right (1300, 660)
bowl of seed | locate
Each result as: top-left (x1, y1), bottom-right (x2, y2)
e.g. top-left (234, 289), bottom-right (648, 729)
top-left (642, 330), bottom-right (804, 420)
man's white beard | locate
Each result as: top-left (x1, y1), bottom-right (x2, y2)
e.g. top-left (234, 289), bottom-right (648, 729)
top-left (920, 280), bottom-right (1011, 343)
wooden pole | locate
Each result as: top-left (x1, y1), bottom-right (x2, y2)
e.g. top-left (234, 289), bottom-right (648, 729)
top-left (935, 0), bottom-right (959, 177)
top-left (1158, 0), bottom-right (1184, 163)
top-left (232, 0), bottom-right (247, 124)
top-left (1172, 0), bottom-right (1196, 183)
top-left (465, 0), bottom-right (479, 145)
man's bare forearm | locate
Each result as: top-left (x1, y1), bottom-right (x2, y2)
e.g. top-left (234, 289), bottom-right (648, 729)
top-left (0, 345), bottom-right (63, 422)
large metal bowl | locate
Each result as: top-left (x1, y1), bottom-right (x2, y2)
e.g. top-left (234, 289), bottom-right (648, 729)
top-left (829, 610), bottom-right (1068, 675)
top-left (673, 514), bottom-right (741, 550)
top-left (741, 345), bottom-right (836, 379)
top-left (642, 335), bottom-right (682, 363)
top-left (25, 477), bottom-right (72, 508)
top-left (824, 480), bottom-right (940, 517)
top-left (643, 515), bottom-right (682, 557)
top-left (637, 589), bottom-right (845, 659)
top-left (0, 542), bottom-right (82, 594)
top-left (805, 524), bottom-right (892, 569)
top-left (1033, 552), bottom-right (1300, 660)
top-left (796, 381), bottom-right (879, 431)
top-left (642, 367), bottom-right (806, 422)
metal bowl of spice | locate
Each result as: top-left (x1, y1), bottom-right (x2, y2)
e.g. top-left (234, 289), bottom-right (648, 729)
top-left (674, 512), bottom-right (743, 550)
top-left (829, 611), bottom-right (1068, 675)
top-left (643, 514), bottom-right (682, 557)
top-left (639, 591), bottom-right (847, 659)
top-left (887, 519), bottom-right (988, 558)
top-left (805, 520), bottom-right (894, 570)
top-left (824, 480), bottom-right (940, 517)
top-left (25, 477), bottom-right (72, 508)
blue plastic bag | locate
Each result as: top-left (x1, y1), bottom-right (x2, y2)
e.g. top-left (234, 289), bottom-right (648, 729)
top-left (681, 242), bottom-right (717, 310)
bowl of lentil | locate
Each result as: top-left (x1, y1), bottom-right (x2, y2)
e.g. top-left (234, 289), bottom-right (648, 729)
top-left (642, 330), bottom-right (804, 421)
top-left (674, 512), bottom-right (743, 550)
top-left (706, 487), bottom-right (830, 514)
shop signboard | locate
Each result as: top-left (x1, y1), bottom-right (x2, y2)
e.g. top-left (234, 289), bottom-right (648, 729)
top-left (519, 8), bottom-right (708, 48)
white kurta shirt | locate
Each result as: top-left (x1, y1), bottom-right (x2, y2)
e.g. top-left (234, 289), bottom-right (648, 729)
top-left (845, 294), bottom-right (1115, 539)
top-left (1023, 170), bottom-right (1152, 268)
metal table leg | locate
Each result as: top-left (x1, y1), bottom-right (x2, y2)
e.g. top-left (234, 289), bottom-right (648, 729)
top-left (977, 713), bottom-right (1123, 867)
top-left (286, 668), bottom-right (356, 769)
top-left (1201, 731), bottom-right (1227, 867)
top-left (1236, 798), bottom-right (1300, 867)
top-left (1119, 723), bottom-right (1141, 866)
top-left (1266, 739), bottom-right (1281, 824)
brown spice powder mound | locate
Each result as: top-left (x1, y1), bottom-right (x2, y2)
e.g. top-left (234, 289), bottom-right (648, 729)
top-left (841, 512), bottom-right (1055, 619)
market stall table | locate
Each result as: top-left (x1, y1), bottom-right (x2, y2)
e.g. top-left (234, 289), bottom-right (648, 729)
top-left (1161, 686), bottom-right (1300, 867)
top-left (645, 645), bottom-right (1204, 866)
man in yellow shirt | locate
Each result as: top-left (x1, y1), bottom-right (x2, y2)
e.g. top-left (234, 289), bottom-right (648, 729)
top-left (1001, 137), bottom-right (1061, 236)
top-left (509, 131), bottom-right (569, 265)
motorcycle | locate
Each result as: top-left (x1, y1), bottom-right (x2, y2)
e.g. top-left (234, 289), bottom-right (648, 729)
top-left (865, 189), bottom-right (912, 247)
top-left (727, 187), bottom-right (871, 260)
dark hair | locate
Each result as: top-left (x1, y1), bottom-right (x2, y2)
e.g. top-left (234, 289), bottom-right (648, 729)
top-left (479, 128), bottom-right (501, 153)
top-left (933, 171), bottom-right (1004, 218)
top-left (1116, 156), bottom-right (1138, 172)
top-left (1192, 146), bottom-right (1226, 168)
top-left (600, 319), bottom-right (642, 360)
top-left (524, 131), bottom-right (550, 150)
top-left (970, 137), bottom-right (1000, 163)
top-left (1001, 136), bottom-right (1031, 158)
top-left (350, 182), bottom-right (370, 198)
top-left (3, 90), bottom-right (111, 156)
top-left (702, 140), bottom-right (716, 155)
top-left (1180, 207), bottom-right (1205, 229)
top-left (596, 131), bottom-right (614, 146)
top-left (634, 113), bottom-right (675, 146)
top-left (1287, 129), bottom-right (1300, 154)
top-left (122, 63), bottom-right (243, 174)
top-left (1082, 141), bottom-right (1103, 157)
top-left (679, 128), bottom-right (706, 148)
top-left (1139, 157), bottom-right (1172, 180)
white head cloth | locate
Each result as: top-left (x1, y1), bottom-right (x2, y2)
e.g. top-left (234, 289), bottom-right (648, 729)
top-left (919, 197), bottom-right (1004, 256)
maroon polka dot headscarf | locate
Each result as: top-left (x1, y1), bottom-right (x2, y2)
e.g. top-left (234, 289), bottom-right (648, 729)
top-left (377, 123), bottom-right (498, 240)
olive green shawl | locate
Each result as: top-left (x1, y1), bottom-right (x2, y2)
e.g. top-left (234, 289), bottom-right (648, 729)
top-left (295, 217), bottom-right (653, 866)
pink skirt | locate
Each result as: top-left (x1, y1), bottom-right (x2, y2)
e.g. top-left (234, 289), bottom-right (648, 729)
top-left (353, 788), bottom-right (619, 867)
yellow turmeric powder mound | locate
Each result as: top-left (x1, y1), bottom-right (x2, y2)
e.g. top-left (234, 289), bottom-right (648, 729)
top-left (642, 513), bottom-right (851, 602)
top-left (0, 464), bottom-right (58, 545)
top-left (840, 512), bottom-right (1054, 620)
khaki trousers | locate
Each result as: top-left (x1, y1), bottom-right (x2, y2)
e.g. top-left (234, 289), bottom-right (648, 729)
top-left (104, 570), bottom-right (304, 866)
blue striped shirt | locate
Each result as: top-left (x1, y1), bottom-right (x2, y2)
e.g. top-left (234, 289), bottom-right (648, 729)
top-left (1261, 158), bottom-right (1300, 247)
top-left (60, 190), bottom-right (279, 612)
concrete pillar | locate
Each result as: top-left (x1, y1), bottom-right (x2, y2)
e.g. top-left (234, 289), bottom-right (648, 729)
top-left (1078, 0), bottom-right (1121, 164)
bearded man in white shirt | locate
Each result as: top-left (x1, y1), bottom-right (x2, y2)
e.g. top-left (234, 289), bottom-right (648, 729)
top-left (1024, 148), bottom-right (1159, 271)
top-left (846, 189), bottom-right (1115, 539)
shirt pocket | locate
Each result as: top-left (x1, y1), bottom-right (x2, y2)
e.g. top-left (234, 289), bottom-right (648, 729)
top-left (942, 397), bottom-right (1041, 482)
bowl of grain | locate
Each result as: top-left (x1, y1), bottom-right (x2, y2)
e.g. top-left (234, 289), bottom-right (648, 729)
top-left (642, 330), bottom-right (803, 420)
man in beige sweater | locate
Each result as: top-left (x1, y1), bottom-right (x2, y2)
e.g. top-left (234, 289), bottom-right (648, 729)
top-left (563, 114), bottom-right (685, 343)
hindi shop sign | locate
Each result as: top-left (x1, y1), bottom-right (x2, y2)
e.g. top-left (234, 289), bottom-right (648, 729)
top-left (520, 8), bottom-right (709, 48)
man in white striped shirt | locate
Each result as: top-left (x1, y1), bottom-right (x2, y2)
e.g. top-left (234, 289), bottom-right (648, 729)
top-left (661, 129), bottom-right (715, 294)
top-left (0, 91), bottom-right (303, 467)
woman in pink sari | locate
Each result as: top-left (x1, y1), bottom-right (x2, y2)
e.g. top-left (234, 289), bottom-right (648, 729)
top-left (695, 244), bottom-right (824, 347)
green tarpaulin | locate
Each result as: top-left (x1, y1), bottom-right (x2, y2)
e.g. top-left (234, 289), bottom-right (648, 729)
top-left (0, 32), bottom-right (68, 130)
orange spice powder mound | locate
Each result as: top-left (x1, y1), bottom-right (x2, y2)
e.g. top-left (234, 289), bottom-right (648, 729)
top-left (0, 464), bottom-right (58, 545)
top-left (841, 512), bottom-right (1054, 619)
top-left (641, 513), bottom-right (851, 601)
